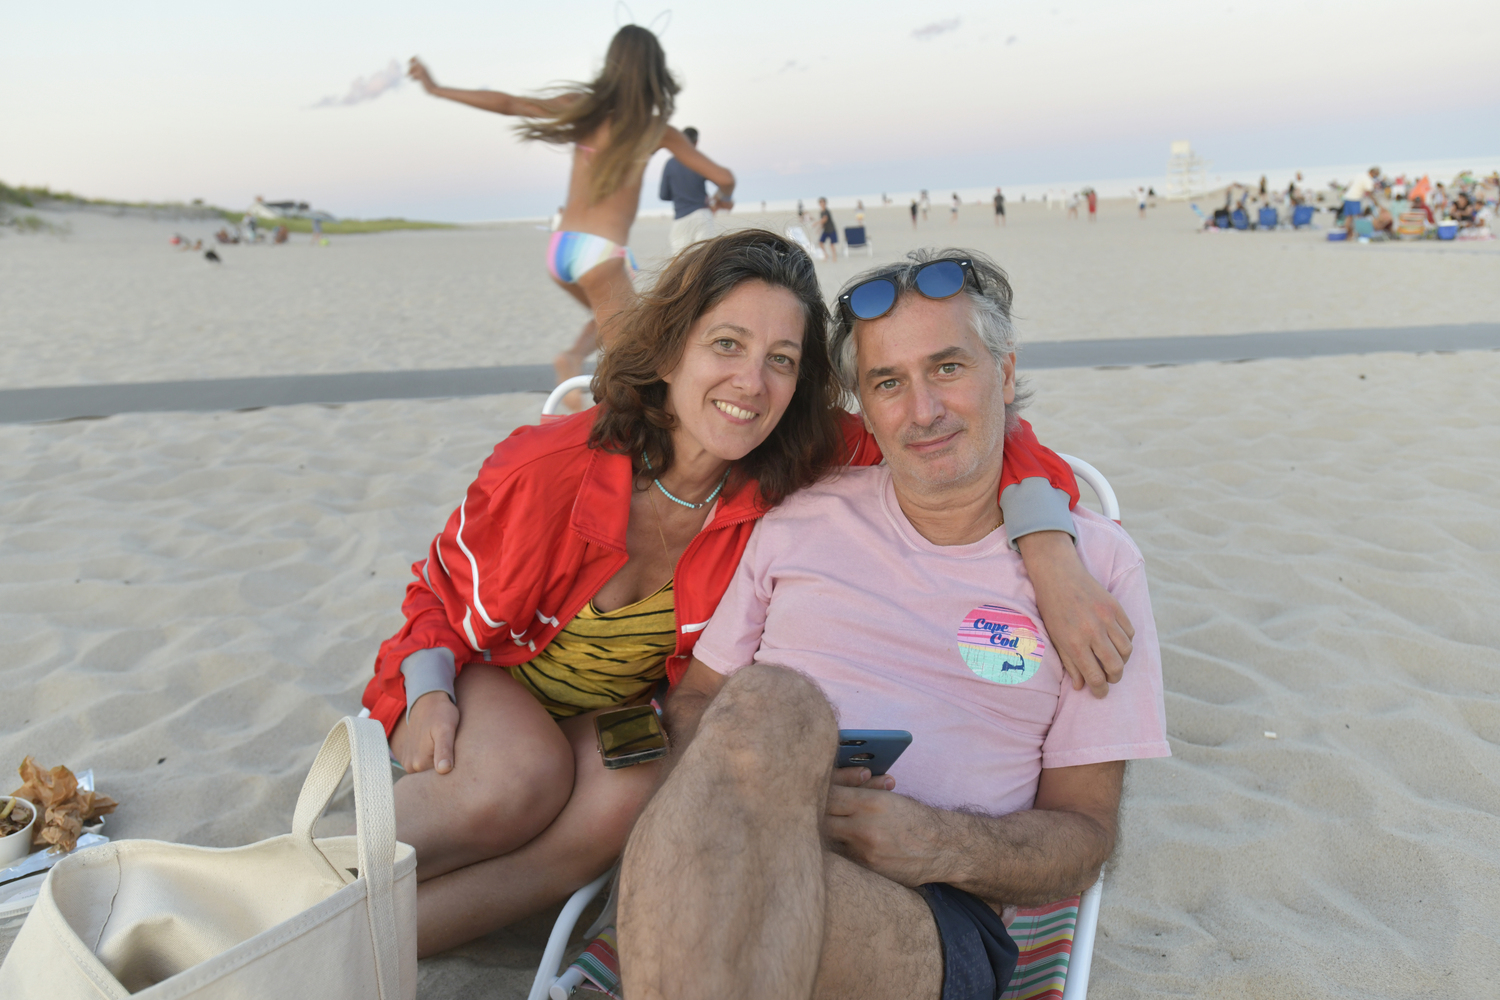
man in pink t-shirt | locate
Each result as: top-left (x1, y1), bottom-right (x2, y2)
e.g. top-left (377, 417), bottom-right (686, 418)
top-left (619, 250), bottom-right (1169, 1000)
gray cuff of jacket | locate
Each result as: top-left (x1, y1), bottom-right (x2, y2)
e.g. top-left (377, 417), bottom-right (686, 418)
top-left (1000, 476), bottom-right (1078, 551)
top-left (401, 647), bottom-right (457, 724)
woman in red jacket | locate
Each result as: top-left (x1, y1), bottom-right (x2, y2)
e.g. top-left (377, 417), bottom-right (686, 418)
top-left (366, 229), bottom-right (1130, 955)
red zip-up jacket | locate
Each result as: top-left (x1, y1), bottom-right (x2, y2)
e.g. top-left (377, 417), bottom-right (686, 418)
top-left (362, 409), bottom-right (1079, 734)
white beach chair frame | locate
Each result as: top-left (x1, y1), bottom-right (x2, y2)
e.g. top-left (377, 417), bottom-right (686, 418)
top-left (543, 376), bottom-right (596, 416)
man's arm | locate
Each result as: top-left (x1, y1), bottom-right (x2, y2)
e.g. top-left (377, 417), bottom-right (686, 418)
top-left (659, 127), bottom-right (734, 196)
top-left (825, 760), bottom-right (1123, 907)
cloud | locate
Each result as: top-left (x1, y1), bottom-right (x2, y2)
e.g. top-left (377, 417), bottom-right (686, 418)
top-left (313, 60), bottom-right (403, 109)
top-left (912, 17), bottom-right (962, 40)
top-left (1007, 35), bottom-right (1018, 45)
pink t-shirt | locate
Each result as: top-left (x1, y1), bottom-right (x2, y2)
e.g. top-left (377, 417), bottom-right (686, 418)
top-left (694, 465), bottom-right (1170, 817)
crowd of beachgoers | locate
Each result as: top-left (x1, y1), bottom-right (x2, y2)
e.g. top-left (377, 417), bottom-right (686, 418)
top-left (1199, 166), bottom-right (1498, 239)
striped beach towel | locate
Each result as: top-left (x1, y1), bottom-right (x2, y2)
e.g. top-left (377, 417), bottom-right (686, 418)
top-left (568, 926), bottom-right (622, 999)
top-left (1001, 895), bottom-right (1082, 1000)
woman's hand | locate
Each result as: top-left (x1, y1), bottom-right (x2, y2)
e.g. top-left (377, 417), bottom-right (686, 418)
top-left (402, 691), bottom-right (460, 774)
top-left (407, 57), bottom-right (437, 94)
top-left (1015, 530), bottom-right (1134, 697)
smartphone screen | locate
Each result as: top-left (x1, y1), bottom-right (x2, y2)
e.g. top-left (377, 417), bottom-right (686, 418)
top-left (596, 705), bottom-right (668, 766)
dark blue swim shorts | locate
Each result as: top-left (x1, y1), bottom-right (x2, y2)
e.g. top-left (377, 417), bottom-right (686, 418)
top-left (920, 883), bottom-right (1019, 1000)
top-left (819, 230), bottom-right (838, 243)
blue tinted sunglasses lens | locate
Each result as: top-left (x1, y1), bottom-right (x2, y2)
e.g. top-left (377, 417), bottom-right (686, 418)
top-left (915, 260), bottom-right (966, 299)
top-left (848, 278), bottom-right (897, 320)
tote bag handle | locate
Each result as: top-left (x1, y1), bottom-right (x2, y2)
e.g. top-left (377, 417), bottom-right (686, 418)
top-left (290, 717), bottom-right (401, 1000)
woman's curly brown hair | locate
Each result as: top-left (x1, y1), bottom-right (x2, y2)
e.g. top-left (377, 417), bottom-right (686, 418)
top-left (589, 229), bottom-right (846, 508)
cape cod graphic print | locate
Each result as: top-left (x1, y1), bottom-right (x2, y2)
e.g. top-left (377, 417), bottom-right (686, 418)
top-left (956, 605), bottom-right (1047, 684)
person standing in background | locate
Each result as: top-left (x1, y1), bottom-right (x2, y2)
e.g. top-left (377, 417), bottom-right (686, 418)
top-left (1137, 186), bottom-right (1148, 219)
top-left (920, 189), bottom-right (931, 221)
top-left (1086, 188), bottom-right (1098, 221)
top-left (1341, 166), bottom-right (1381, 223)
top-left (660, 126), bottom-right (731, 254)
top-left (993, 186), bottom-right (1006, 226)
top-left (817, 196), bottom-right (838, 262)
top-left (950, 192), bottom-right (961, 224)
top-left (910, 198), bottom-right (919, 228)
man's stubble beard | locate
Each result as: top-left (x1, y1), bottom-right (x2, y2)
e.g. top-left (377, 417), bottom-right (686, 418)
top-left (894, 411), bottom-right (1007, 493)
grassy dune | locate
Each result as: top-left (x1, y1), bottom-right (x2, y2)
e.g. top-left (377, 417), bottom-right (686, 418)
top-left (1, 181), bottom-right (452, 234)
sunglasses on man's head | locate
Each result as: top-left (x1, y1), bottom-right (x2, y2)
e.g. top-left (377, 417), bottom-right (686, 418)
top-left (838, 258), bottom-right (984, 323)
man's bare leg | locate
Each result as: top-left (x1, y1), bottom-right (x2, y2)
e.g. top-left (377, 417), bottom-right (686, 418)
top-left (618, 664), bottom-right (942, 1000)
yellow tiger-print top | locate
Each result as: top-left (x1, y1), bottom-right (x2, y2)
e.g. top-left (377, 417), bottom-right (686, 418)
top-left (508, 580), bottom-right (676, 719)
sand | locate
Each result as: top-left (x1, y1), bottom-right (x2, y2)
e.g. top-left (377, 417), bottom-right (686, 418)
top-left (2, 201), bottom-right (1499, 997)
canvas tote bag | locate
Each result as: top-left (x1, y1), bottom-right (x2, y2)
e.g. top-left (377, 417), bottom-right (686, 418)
top-left (0, 716), bottom-right (416, 999)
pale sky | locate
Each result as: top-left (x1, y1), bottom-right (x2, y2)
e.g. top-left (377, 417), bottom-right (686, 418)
top-left (5, 0), bottom-right (1496, 220)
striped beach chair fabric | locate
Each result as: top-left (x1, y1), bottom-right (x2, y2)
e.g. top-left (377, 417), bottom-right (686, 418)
top-left (567, 926), bottom-right (622, 998)
top-left (1002, 896), bottom-right (1082, 1000)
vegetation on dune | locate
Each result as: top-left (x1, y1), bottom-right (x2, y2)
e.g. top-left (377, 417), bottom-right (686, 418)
top-left (1, 180), bottom-right (453, 234)
top-left (227, 214), bottom-right (455, 234)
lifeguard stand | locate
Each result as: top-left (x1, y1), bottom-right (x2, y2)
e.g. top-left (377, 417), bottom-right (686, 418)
top-left (1165, 140), bottom-right (1209, 200)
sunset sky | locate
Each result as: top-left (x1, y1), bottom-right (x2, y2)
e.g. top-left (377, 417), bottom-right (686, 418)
top-left (6, 0), bottom-right (1496, 220)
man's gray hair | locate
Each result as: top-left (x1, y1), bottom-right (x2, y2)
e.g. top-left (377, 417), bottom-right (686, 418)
top-left (829, 248), bottom-right (1032, 431)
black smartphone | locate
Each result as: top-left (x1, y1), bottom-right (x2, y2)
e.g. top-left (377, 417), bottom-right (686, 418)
top-left (836, 730), bottom-right (912, 776)
top-left (595, 705), bottom-right (669, 769)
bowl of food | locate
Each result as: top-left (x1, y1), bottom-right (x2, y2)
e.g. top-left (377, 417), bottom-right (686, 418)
top-left (0, 796), bottom-right (38, 867)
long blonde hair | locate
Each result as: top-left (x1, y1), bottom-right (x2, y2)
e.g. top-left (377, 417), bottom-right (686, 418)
top-left (518, 26), bottom-right (679, 204)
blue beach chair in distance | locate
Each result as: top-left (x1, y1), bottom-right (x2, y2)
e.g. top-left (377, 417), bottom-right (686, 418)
top-left (1292, 204), bottom-right (1315, 228)
top-left (1231, 208), bottom-right (1249, 230)
top-left (844, 225), bottom-right (873, 256)
top-left (1258, 206), bottom-right (1278, 230)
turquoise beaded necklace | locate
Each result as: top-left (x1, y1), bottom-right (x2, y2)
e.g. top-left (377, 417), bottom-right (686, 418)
top-left (642, 454), bottom-right (730, 510)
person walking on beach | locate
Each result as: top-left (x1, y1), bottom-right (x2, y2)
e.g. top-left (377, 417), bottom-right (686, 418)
top-left (1066, 191), bottom-right (1079, 220)
top-left (1086, 188), bottom-right (1098, 221)
top-left (816, 197), bottom-right (838, 262)
top-left (949, 192), bottom-right (961, 224)
top-left (920, 189), bottom-right (930, 221)
top-left (1137, 186), bottom-right (1148, 219)
top-left (910, 198), bottom-right (919, 228)
top-left (993, 186), bottom-right (1006, 226)
top-left (659, 126), bottom-right (728, 254)
top-left (407, 26), bottom-right (736, 409)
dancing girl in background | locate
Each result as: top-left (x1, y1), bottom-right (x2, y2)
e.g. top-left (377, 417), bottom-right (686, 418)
top-left (408, 26), bottom-right (737, 409)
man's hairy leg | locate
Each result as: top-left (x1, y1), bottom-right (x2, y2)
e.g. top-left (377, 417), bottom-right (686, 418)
top-left (619, 663), bottom-right (833, 999)
top-left (619, 663), bottom-right (945, 1000)
top-left (813, 853), bottom-right (942, 1000)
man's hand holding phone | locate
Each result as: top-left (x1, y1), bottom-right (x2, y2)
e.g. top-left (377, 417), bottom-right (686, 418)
top-left (825, 776), bottom-right (945, 889)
